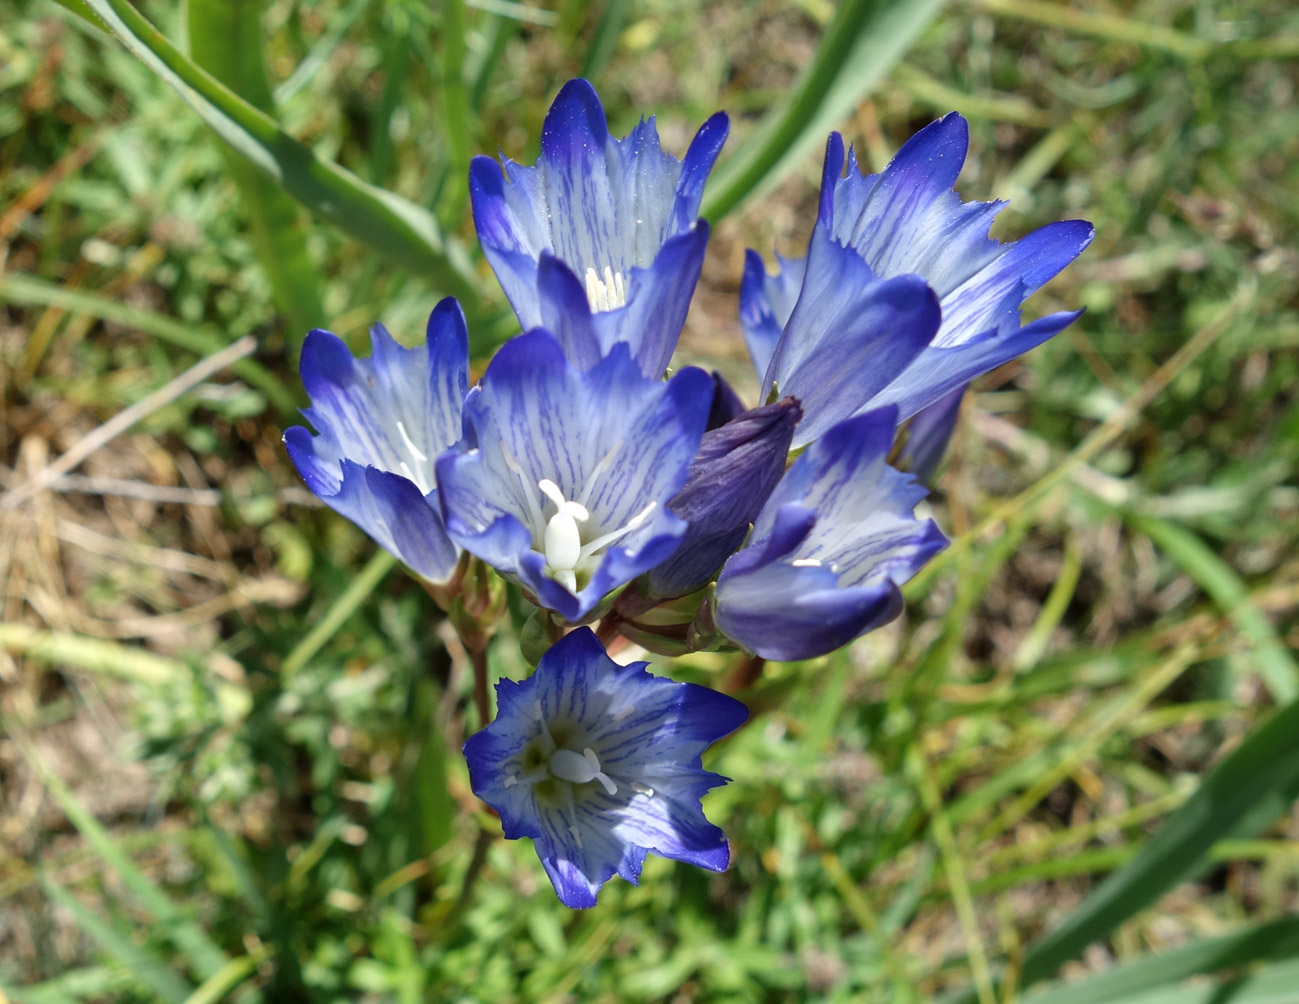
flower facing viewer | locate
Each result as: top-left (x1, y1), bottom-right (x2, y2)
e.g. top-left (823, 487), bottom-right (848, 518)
top-left (470, 78), bottom-right (728, 377)
top-left (742, 114), bottom-right (1093, 447)
top-left (436, 330), bottom-right (712, 622)
top-left (464, 628), bottom-right (747, 907)
top-left (284, 299), bottom-right (469, 583)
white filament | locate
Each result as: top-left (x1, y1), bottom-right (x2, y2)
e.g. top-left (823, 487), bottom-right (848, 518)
top-left (583, 265), bottom-right (628, 312)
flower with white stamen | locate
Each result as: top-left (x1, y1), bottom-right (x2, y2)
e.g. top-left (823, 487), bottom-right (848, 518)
top-left (437, 329), bottom-right (711, 622)
top-left (284, 300), bottom-right (469, 583)
top-left (464, 628), bottom-right (747, 908)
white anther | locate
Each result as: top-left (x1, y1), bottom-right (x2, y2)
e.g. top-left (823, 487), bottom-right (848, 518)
top-left (583, 265), bottom-right (628, 312)
top-left (791, 557), bottom-right (823, 567)
top-left (629, 782), bottom-right (654, 797)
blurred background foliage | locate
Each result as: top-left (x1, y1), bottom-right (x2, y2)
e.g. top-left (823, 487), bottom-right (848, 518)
top-left (1, 0), bottom-right (1298, 1001)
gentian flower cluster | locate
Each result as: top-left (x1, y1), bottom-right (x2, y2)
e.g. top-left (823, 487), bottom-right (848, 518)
top-left (287, 81), bottom-right (1092, 906)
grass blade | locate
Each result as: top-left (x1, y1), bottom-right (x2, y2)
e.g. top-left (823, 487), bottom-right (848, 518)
top-left (280, 550), bottom-right (396, 679)
top-left (38, 878), bottom-right (192, 1003)
top-left (700, 0), bottom-right (945, 221)
top-left (579, 0), bottom-right (629, 81)
top-left (0, 273), bottom-right (298, 415)
top-left (8, 728), bottom-right (229, 982)
top-left (949, 692), bottom-right (1299, 1001)
top-left (1123, 510), bottom-right (1299, 703)
top-left (1026, 917), bottom-right (1299, 1004)
top-left (75, 0), bottom-right (480, 302)
top-left (186, 0), bottom-right (325, 342)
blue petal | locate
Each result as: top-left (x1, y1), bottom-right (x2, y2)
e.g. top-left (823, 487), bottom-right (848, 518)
top-left (715, 565), bottom-right (906, 662)
top-left (538, 226), bottom-right (711, 378)
top-left (933, 218), bottom-right (1095, 349)
top-left (595, 224), bottom-right (710, 377)
top-left (706, 371), bottom-right (748, 430)
top-left (763, 227), bottom-right (941, 448)
top-left (646, 398), bottom-right (802, 598)
top-left (714, 410), bottom-right (947, 660)
top-left (872, 308), bottom-right (1084, 420)
top-left (671, 110), bottom-right (729, 231)
top-left (287, 306), bottom-right (467, 582)
top-left (470, 80), bottom-right (726, 374)
top-left (284, 438), bottom-right (459, 581)
top-left (536, 252), bottom-right (604, 371)
top-left (463, 628), bottom-right (742, 907)
top-left (468, 154), bottom-right (547, 328)
top-left (739, 249), bottom-right (806, 379)
top-left (897, 385), bottom-right (964, 484)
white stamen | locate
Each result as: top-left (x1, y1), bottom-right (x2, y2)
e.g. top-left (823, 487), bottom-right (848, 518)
top-left (577, 440), bottom-right (624, 508)
top-left (395, 420), bottom-right (428, 463)
top-left (501, 441), bottom-right (546, 532)
top-left (792, 558), bottom-right (823, 567)
top-left (577, 501), bottom-right (658, 561)
top-left (583, 265), bottom-right (628, 312)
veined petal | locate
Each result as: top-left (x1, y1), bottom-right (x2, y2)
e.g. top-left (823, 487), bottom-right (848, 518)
top-left (645, 398), bottom-right (803, 599)
top-left (739, 249), bottom-right (806, 379)
top-left (715, 410), bottom-right (946, 660)
top-left (742, 116), bottom-right (1091, 445)
top-left (872, 308), bottom-right (1084, 420)
top-left (437, 331), bottom-right (711, 621)
top-left (285, 302), bottom-right (468, 582)
top-left (763, 228), bottom-right (941, 448)
top-left (463, 628), bottom-right (745, 907)
top-left (284, 442), bottom-right (459, 582)
top-left (470, 79), bottom-right (727, 373)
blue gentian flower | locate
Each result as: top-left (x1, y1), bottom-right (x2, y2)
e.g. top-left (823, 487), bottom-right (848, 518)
top-left (469, 78), bottom-right (728, 378)
top-left (464, 627), bottom-right (747, 908)
top-left (713, 408), bottom-right (947, 661)
top-left (742, 114), bottom-right (1094, 448)
top-left (436, 330), bottom-right (712, 622)
top-left (284, 299), bottom-right (468, 583)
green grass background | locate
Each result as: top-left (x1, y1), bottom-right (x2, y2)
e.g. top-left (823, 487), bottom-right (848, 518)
top-left (1, 0), bottom-right (1298, 1001)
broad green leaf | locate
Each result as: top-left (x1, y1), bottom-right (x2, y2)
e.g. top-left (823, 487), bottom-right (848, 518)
top-left (1026, 916), bottom-right (1299, 1004)
top-left (948, 691), bottom-right (1299, 1002)
top-left (1033, 956), bottom-right (1299, 1004)
top-left (75, 0), bottom-right (480, 302)
top-left (701, 0), bottom-right (946, 221)
top-left (186, 0), bottom-right (325, 341)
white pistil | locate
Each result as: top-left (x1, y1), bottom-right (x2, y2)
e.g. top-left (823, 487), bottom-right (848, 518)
top-left (583, 265), bottom-right (628, 312)
top-left (549, 747), bottom-right (618, 796)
